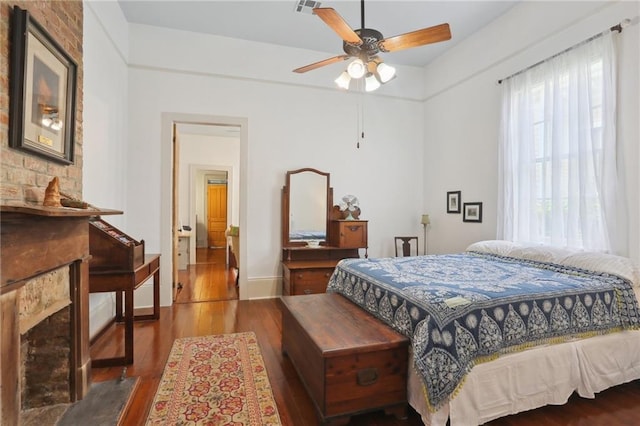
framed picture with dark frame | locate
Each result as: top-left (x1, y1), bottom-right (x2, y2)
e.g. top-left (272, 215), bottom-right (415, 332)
top-left (447, 191), bottom-right (461, 213)
top-left (9, 6), bottom-right (77, 164)
top-left (463, 202), bottom-right (483, 223)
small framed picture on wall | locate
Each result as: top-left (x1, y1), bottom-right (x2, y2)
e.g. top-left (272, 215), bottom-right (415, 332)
top-left (447, 191), bottom-right (461, 213)
top-left (463, 202), bottom-right (483, 223)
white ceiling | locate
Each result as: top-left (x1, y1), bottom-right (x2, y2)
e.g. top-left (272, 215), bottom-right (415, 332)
top-left (117, 0), bottom-right (518, 68)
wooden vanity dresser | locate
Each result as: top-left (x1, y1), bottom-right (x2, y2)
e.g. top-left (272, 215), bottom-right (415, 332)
top-left (281, 168), bottom-right (368, 295)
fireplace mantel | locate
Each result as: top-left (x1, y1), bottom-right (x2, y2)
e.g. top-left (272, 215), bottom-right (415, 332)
top-left (0, 204), bottom-right (121, 425)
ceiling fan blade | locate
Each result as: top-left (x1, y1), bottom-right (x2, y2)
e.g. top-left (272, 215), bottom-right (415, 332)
top-left (313, 8), bottom-right (362, 45)
top-left (293, 55), bottom-right (350, 73)
top-left (379, 23), bottom-right (451, 52)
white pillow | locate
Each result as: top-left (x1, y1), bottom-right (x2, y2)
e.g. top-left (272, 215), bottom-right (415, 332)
top-left (559, 252), bottom-right (640, 288)
top-left (466, 241), bottom-right (640, 288)
top-left (466, 240), bottom-right (522, 257)
top-left (508, 245), bottom-right (575, 264)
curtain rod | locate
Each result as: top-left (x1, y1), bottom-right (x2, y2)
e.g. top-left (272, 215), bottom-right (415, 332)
top-left (497, 21), bottom-right (626, 85)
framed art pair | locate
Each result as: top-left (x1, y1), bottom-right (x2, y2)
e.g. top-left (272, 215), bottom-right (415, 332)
top-left (447, 191), bottom-right (482, 223)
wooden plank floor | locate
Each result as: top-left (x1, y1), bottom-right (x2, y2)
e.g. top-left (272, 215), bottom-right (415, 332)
top-left (91, 249), bottom-right (640, 425)
top-left (175, 247), bottom-right (238, 303)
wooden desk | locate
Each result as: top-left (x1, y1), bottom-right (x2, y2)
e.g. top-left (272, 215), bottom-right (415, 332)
top-left (89, 254), bottom-right (160, 366)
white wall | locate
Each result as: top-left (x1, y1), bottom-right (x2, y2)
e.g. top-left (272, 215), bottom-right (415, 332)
top-left (85, 1), bottom-right (638, 310)
top-left (422, 1), bottom-right (640, 263)
top-left (124, 24), bottom-right (425, 303)
top-left (83, 1), bottom-right (130, 336)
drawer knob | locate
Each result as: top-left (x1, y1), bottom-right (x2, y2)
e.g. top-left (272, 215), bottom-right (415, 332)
top-left (303, 289), bottom-right (312, 294)
top-left (348, 226), bottom-right (360, 232)
top-left (325, 273), bottom-right (330, 277)
top-left (297, 274), bottom-right (303, 279)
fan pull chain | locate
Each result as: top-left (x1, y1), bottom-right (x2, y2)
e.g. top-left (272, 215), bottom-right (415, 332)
top-left (356, 100), bottom-right (360, 148)
top-left (356, 82), bottom-right (360, 149)
top-left (357, 81), bottom-right (365, 149)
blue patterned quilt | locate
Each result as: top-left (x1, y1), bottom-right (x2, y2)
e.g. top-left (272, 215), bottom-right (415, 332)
top-left (326, 252), bottom-right (640, 410)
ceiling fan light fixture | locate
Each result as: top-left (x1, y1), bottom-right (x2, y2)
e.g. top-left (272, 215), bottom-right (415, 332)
top-left (376, 61), bottom-right (396, 83)
top-left (335, 71), bottom-right (351, 90)
top-left (293, 1), bottom-right (451, 93)
top-left (364, 72), bottom-right (381, 92)
top-left (347, 58), bottom-right (366, 79)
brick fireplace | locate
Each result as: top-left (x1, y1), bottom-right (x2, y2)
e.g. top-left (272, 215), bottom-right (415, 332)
top-left (20, 268), bottom-right (72, 410)
top-left (0, 206), bottom-right (96, 424)
top-left (1, 1), bottom-right (86, 422)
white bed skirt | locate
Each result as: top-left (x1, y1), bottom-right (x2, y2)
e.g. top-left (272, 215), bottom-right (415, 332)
top-left (408, 328), bottom-right (640, 426)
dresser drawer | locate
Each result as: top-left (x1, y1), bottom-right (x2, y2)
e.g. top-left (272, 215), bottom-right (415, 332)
top-left (283, 265), bottom-right (334, 296)
top-left (330, 220), bottom-right (368, 249)
top-left (291, 268), bottom-right (333, 295)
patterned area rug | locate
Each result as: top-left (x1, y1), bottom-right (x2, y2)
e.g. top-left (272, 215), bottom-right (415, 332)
top-left (146, 332), bottom-right (281, 425)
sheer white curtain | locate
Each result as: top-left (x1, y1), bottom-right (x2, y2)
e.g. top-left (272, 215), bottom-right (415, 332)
top-left (498, 31), bottom-right (622, 252)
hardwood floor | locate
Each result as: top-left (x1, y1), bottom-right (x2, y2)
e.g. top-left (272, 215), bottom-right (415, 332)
top-left (91, 250), bottom-right (640, 425)
top-left (175, 248), bottom-right (238, 303)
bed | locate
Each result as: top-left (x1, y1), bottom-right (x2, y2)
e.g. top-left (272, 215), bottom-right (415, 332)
top-left (326, 240), bottom-right (640, 425)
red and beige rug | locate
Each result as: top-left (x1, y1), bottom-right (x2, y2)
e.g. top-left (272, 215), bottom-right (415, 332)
top-left (146, 332), bottom-right (282, 425)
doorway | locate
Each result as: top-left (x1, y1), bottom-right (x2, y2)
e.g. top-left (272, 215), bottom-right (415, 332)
top-left (172, 122), bottom-right (241, 303)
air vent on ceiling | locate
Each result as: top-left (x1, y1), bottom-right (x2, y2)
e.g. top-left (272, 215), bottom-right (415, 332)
top-left (294, 0), bottom-right (321, 14)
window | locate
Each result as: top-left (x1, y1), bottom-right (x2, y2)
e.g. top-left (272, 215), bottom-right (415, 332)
top-left (498, 31), bottom-right (620, 252)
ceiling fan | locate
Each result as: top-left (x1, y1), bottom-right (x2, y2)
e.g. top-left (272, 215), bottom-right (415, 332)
top-left (293, 0), bottom-right (452, 91)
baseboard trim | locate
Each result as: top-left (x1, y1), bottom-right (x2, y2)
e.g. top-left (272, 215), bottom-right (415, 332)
top-left (245, 276), bottom-right (281, 299)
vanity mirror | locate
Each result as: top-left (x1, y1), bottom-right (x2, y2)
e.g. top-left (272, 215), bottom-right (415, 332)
top-left (281, 168), bottom-right (367, 296)
top-left (281, 168), bottom-right (331, 248)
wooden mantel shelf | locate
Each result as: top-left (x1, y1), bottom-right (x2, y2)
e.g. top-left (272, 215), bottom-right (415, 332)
top-left (1, 203), bottom-right (122, 217)
top-left (0, 204), bottom-right (122, 291)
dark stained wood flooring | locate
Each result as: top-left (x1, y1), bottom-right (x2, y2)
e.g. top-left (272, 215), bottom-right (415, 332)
top-left (91, 249), bottom-right (640, 425)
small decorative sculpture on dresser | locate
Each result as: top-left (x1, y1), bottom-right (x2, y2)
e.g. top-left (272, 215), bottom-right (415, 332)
top-left (339, 195), bottom-right (360, 220)
top-left (43, 176), bottom-right (62, 207)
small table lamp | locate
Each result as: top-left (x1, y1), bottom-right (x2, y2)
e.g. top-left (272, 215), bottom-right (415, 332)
top-left (421, 214), bottom-right (431, 255)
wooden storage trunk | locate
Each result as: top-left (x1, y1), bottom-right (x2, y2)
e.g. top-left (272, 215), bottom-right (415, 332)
top-left (281, 293), bottom-right (408, 425)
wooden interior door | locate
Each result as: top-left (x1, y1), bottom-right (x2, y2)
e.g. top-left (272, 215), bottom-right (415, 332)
top-left (207, 184), bottom-right (227, 248)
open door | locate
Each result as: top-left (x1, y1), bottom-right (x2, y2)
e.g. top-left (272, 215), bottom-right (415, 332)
top-left (172, 124), bottom-right (180, 301)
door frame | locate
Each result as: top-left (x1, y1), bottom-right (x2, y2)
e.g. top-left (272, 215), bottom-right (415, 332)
top-left (161, 113), bottom-right (248, 303)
